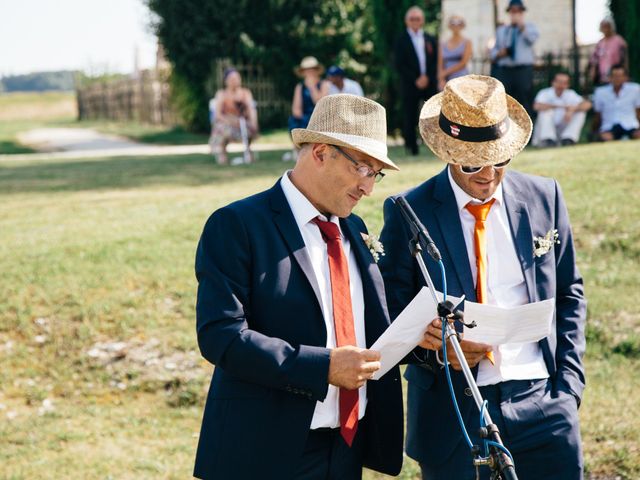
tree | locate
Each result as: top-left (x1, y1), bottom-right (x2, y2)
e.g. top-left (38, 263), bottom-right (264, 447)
top-left (367, 0), bottom-right (440, 134)
top-left (148, 0), bottom-right (442, 131)
top-left (609, 0), bottom-right (640, 82)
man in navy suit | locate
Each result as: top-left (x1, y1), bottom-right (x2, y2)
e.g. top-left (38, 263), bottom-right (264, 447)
top-left (395, 5), bottom-right (438, 156)
top-left (193, 94), bottom-right (404, 479)
top-left (379, 75), bottom-right (586, 479)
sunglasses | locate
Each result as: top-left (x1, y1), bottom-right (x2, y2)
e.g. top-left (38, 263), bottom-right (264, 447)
top-left (333, 146), bottom-right (386, 183)
top-left (459, 159), bottom-right (511, 174)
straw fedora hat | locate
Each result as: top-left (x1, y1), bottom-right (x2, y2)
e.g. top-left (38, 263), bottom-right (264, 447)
top-left (292, 94), bottom-right (399, 170)
top-left (420, 74), bottom-right (532, 167)
top-left (295, 56), bottom-right (325, 76)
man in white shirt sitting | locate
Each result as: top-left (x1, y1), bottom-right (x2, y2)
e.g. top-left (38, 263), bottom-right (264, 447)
top-left (533, 72), bottom-right (591, 147)
top-left (593, 65), bottom-right (640, 141)
top-left (326, 66), bottom-right (364, 97)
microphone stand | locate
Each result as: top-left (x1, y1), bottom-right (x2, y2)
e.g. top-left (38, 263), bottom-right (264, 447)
top-left (394, 198), bottom-right (517, 480)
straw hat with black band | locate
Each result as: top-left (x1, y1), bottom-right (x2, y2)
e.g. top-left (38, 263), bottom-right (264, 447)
top-left (292, 93), bottom-right (399, 171)
top-left (420, 74), bottom-right (532, 167)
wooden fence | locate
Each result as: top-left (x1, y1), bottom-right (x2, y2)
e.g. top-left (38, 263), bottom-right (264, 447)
top-left (76, 70), bottom-right (176, 125)
top-left (469, 44), bottom-right (595, 95)
top-left (75, 46), bottom-right (595, 128)
top-left (209, 59), bottom-right (290, 127)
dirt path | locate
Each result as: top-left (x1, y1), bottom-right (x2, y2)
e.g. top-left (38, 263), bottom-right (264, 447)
top-left (4, 127), bottom-right (291, 161)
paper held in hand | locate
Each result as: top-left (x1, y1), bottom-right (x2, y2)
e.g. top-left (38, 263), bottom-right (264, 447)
top-left (370, 288), bottom-right (462, 380)
top-left (369, 290), bottom-right (554, 380)
top-left (462, 298), bottom-right (555, 345)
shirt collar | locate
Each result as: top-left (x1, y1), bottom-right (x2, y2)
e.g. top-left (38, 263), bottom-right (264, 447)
top-left (407, 28), bottom-right (423, 38)
top-left (447, 165), bottom-right (504, 213)
top-left (280, 170), bottom-right (340, 229)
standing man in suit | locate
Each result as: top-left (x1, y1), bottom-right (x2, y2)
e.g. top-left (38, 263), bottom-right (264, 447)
top-left (193, 94), bottom-right (404, 480)
top-left (490, 0), bottom-right (539, 116)
top-left (379, 75), bottom-right (586, 479)
top-left (395, 5), bottom-right (438, 156)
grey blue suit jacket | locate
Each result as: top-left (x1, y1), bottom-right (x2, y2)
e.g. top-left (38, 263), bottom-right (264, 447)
top-left (379, 167), bottom-right (586, 466)
top-left (193, 180), bottom-right (404, 479)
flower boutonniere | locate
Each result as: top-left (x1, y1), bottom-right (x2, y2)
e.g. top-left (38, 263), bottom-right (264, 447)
top-left (361, 233), bottom-right (385, 263)
top-left (533, 229), bottom-right (559, 258)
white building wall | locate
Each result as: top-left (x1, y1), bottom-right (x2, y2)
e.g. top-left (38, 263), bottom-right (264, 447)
top-left (440, 0), bottom-right (574, 70)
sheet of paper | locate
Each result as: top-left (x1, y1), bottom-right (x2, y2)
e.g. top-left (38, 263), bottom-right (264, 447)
top-left (370, 288), bottom-right (461, 380)
top-left (462, 298), bottom-right (555, 345)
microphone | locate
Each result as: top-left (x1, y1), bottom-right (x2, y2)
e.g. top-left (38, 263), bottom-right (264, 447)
top-left (393, 197), bottom-right (442, 262)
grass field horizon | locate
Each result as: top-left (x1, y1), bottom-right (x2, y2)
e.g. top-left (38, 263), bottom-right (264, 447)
top-left (1, 95), bottom-right (639, 478)
top-left (0, 91), bottom-right (292, 153)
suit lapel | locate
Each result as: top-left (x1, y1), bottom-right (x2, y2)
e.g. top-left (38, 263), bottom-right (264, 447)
top-left (269, 181), bottom-right (323, 309)
top-left (432, 169), bottom-right (477, 300)
top-left (502, 174), bottom-right (536, 303)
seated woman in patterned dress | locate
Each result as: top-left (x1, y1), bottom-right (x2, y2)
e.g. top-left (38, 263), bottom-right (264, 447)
top-left (209, 68), bottom-right (258, 165)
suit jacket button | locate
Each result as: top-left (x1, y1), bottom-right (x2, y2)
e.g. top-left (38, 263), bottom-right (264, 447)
top-left (464, 388), bottom-right (473, 396)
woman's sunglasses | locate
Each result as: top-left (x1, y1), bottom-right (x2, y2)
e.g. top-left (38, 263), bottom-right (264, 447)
top-left (459, 159), bottom-right (511, 174)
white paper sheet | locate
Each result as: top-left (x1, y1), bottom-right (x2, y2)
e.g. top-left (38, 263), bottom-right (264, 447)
top-left (370, 288), bottom-right (461, 380)
top-left (462, 298), bottom-right (555, 345)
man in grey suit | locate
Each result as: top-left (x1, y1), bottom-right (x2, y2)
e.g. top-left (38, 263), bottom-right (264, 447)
top-left (379, 75), bottom-right (586, 479)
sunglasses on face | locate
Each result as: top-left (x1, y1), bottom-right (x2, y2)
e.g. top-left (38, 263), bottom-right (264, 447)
top-left (459, 159), bottom-right (511, 174)
top-left (333, 146), bottom-right (386, 183)
top-left (449, 20), bottom-right (464, 26)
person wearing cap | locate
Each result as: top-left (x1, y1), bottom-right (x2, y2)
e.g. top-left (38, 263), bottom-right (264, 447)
top-left (193, 94), bottom-right (404, 479)
top-left (326, 65), bottom-right (364, 97)
top-left (395, 5), bottom-right (438, 156)
top-left (379, 75), bottom-right (586, 479)
top-left (490, 0), bottom-right (539, 116)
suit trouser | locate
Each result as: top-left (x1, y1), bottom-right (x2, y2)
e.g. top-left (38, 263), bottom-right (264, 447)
top-left (495, 65), bottom-right (534, 116)
top-left (401, 87), bottom-right (429, 154)
top-left (534, 110), bottom-right (586, 145)
top-left (293, 427), bottom-right (364, 480)
top-left (420, 378), bottom-right (583, 480)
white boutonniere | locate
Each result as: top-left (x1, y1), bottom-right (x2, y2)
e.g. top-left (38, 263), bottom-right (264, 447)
top-left (361, 233), bottom-right (385, 263)
top-left (533, 229), bottom-right (559, 257)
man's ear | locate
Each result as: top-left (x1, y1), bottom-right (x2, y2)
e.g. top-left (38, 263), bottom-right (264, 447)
top-left (311, 143), bottom-right (329, 164)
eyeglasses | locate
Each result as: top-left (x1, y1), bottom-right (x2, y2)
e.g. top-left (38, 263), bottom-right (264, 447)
top-left (459, 159), bottom-right (511, 174)
top-left (333, 146), bottom-right (386, 183)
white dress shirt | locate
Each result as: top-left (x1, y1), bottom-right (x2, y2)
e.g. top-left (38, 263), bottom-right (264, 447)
top-left (593, 82), bottom-right (640, 132)
top-left (328, 78), bottom-right (364, 97)
top-left (448, 168), bottom-right (549, 386)
top-left (534, 87), bottom-right (585, 126)
top-left (407, 28), bottom-right (427, 75)
top-left (280, 172), bottom-right (368, 428)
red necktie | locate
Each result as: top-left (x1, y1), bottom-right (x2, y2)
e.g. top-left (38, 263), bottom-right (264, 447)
top-left (312, 217), bottom-right (359, 447)
top-left (465, 199), bottom-right (496, 364)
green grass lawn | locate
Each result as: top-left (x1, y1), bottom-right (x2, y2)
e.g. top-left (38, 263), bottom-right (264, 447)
top-left (1, 141), bottom-right (639, 479)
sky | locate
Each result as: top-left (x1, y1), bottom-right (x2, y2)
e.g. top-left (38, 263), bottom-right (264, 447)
top-left (0, 0), bottom-right (610, 77)
top-left (0, 0), bottom-right (157, 76)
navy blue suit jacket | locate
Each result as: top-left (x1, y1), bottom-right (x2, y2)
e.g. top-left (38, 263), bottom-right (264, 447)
top-left (395, 30), bottom-right (438, 98)
top-left (378, 167), bottom-right (586, 466)
top-left (193, 180), bottom-right (404, 479)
